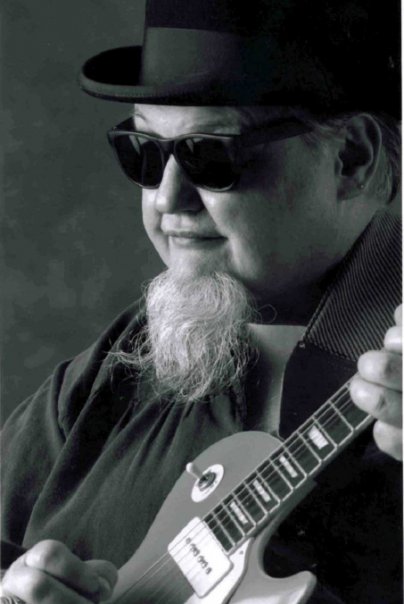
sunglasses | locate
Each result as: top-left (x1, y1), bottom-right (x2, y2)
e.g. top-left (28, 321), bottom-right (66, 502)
top-left (107, 117), bottom-right (311, 192)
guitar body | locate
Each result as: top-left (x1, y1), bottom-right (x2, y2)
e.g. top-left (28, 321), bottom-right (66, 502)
top-left (107, 431), bottom-right (317, 604)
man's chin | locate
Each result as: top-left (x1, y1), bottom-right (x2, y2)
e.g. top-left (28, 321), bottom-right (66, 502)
top-left (167, 258), bottom-right (226, 281)
top-left (122, 267), bottom-right (255, 404)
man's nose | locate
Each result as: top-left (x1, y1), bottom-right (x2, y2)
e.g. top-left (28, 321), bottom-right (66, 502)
top-left (154, 155), bottom-right (204, 214)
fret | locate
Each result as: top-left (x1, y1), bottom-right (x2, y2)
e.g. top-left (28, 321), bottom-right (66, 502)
top-left (223, 493), bottom-right (254, 534)
top-left (234, 483), bottom-right (266, 523)
top-left (205, 510), bottom-right (235, 552)
top-left (314, 403), bottom-right (352, 445)
top-left (258, 460), bottom-right (292, 500)
top-left (272, 446), bottom-right (306, 488)
top-left (247, 471), bottom-right (280, 513)
top-left (300, 421), bottom-right (335, 460)
top-left (283, 443), bottom-right (307, 477)
top-left (330, 400), bottom-right (354, 430)
top-left (288, 432), bottom-right (321, 473)
top-left (330, 382), bottom-right (351, 404)
top-left (215, 501), bottom-right (244, 542)
top-left (329, 401), bottom-right (354, 439)
top-left (334, 395), bottom-right (369, 428)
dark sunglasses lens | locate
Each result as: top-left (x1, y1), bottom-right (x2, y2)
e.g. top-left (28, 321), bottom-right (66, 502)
top-left (112, 134), bottom-right (164, 187)
top-left (176, 137), bottom-right (238, 190)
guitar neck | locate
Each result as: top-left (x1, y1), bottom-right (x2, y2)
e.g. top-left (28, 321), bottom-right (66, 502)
top-left (204, 378), bottom-right (372, 553)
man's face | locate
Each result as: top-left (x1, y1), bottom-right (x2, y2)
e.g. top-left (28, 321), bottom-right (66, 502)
top-left (138, 105), bottom-right (359, 314)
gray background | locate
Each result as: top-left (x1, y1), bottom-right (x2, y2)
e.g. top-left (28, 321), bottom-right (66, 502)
top-left (2, 1), bottom-right (401, 423)
top-left (2, 0), bottom-right (164, 422)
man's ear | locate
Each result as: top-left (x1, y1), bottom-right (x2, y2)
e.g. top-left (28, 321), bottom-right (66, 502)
top-left (335, 114), bottom-right (382, 200)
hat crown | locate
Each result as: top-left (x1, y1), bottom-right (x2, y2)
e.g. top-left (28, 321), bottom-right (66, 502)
top-left (143, 0), bottom-right (399, 47)
top-left (144, 0), bottom-right (290, 34)
top-left (80, 0), bottom-right (400, 117)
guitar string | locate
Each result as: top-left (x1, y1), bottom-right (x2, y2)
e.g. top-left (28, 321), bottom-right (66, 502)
top-left (122, 391), bottom-right (368, 603)
top-left (117, 387), bottom-right (361, 601)
top-left (121, 388), bottom-right (359, 601)
top-left (116, 390), bottom-right (362, 604)
top-left (114, 385), bottom-right (366, 600)
top-left (148, 391), bottom-right (368, 603)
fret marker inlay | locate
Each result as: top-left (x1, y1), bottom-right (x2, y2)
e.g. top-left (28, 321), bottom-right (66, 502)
top-left (279, 455), bottom-right (299, 478)
top-left (229, 501), bottom-right (249, 525)
top-left (308, 425), bottom-right (329, 449)
top-left (252, 479), bottom-right (271, 502)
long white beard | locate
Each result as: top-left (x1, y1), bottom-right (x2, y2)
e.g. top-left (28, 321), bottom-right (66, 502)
top-left (118, 270), bottom-right (256, 404)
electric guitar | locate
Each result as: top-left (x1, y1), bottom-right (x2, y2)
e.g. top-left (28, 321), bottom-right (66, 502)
top-left (107, 376), bottom-right (373, 603)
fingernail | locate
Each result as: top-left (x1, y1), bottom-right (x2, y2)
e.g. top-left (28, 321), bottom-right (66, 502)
top-left (97, 576), bottom-right (113, 600)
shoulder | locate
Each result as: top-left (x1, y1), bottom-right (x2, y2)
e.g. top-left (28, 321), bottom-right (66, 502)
top-left (56, 299), bottom-right (146, 433)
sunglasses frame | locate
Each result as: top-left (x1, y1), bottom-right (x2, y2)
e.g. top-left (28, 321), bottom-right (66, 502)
top-left (107, 116), bottom-right (312, 192)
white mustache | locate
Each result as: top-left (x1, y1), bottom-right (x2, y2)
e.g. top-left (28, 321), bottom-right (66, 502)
top-left (163, 229), bottom-right (223, 239)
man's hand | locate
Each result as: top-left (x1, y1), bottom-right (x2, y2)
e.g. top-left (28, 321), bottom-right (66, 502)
top-left (1, 540), bottom-right (118, 603)
top-left (350, 305), bottom-right (402, 461)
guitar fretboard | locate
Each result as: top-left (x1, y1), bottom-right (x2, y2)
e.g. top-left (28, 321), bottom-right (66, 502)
top-left (204, 379), bottom-right (372, 552)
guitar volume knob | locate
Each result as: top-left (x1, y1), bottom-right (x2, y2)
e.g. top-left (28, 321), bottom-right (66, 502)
top-left (186, 463), bottom-right (225, 502)
top-left (186, 462), bottom-right (217, 491)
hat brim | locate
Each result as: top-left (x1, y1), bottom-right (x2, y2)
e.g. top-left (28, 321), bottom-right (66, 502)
top-left (79, 46), bottom-right (243, 105)
top-left (79, 45), bottom-right (401, 118)
top-left (79, 45), bottom-right (333, 108)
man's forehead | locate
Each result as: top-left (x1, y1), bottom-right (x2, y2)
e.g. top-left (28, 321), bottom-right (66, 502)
top-left (132, 104), bottom-right (295, 134)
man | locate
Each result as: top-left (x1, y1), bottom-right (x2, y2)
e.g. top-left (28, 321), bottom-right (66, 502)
top-left (1, 0), bottom-right (402, 602)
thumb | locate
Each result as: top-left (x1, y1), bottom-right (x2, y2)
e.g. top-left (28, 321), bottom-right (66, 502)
top-left (85, 559), bottom-right (118, 601)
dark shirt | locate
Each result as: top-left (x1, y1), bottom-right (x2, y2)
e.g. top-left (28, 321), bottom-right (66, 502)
top-left (1, 212), bottom-right (402, 603)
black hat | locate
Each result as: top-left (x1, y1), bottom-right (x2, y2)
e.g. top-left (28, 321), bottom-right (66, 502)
top-left (79, 0), bottom-right (400, 117)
